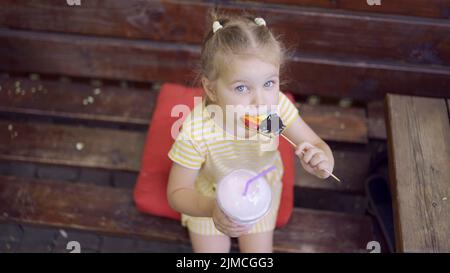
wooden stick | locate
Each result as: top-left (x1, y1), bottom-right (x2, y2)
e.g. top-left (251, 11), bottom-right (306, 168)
top-left (246, 123), bottom-right (342, 183)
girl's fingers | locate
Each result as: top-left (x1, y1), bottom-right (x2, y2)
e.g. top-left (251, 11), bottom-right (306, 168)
top-left (220, 215), bottom-right (246, 229)
top-left (295, 142), bottom-right (314, 156)
top-left (228, 226), bottom-right (252, 237)
top-left (215, 206), bottom-right (244, 229)
top-left (214, 216), bottom-right (235, 230)
top-left (220, 218), bottom-right (240, 229)
top-left (216, 218), bottom-right (250, 233)
top-left (216, 224), bottom-right (248, 238)
top-left (317, 160), bottom-right (330, 171)
top-left (302, 148), bottom-right (324, 164)
top-left (316, 161), bottom-right (331, 177)
top-left (310, 153), bottom-right (327, 168)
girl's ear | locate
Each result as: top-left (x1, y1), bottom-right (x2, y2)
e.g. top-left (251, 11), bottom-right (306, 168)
top-left (201, 76), bottom-right (217, 102)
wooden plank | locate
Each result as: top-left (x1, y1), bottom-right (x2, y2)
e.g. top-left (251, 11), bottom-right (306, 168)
top-left (295, 146), bottom-right (370, 194)
top-left (367, 100), bottom-right (387, 140)
top-left (0, 119), bottom-right (367, 189)
top-left (218, 2), bottom-right (450, 67)
top-left (287, 57), bottom-right (450, 100)
top-left (1, 29), bottom-right (449, 101)
top-left (294, 187), bottom-right (368, 215)
top-left (241, 0), bottom-right (450, 19)
top-left (0, 0), bottom-right (211, 43)
top-left (0, 116), bottom-right (366, 177)
top-left (298, 103), bottom-right (368, 143)
top-left (0, 77), bottom-right (368, 144)
top-left (0, 29), bottom-right (199, 85)
top-left (0, 175), bottom-right (375, 253)
top-left (0, 120), bottom-right (145, 172)
top-left (2, 1), bottom-right (450, 66)
top-left (386, 94), bottom-right (450, 252)
top-left (0, 76), bottom-right (157, 125)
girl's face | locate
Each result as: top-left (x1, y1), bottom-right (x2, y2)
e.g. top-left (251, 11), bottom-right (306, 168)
top-left (212, 56), bottom-right (280, 110)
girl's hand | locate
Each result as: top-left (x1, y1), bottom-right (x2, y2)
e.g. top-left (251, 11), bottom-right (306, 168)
top-left (295, 142), bottom-right (333, 179)
top-left (212, 201), bottom-right (253, 238)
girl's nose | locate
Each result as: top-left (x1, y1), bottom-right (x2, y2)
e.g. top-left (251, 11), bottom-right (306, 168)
top-left (252, 88), bottom-right (265, 106)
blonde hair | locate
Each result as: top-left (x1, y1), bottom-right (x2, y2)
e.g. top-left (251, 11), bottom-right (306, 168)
top-left (194, 10), bottom-right (290, 105)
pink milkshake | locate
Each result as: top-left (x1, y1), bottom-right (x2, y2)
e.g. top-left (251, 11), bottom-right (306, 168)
top-left (216, 169), bottom-right (272, 225)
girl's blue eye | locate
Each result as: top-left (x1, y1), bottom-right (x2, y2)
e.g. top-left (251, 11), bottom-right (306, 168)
top-left (235, 85), bottom-right (248, 93)
top-left (264, 80), bottom-right (275, 88)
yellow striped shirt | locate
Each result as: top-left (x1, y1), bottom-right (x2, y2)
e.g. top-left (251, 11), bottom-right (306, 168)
top-left (167, 91), bottom-right (298, 235)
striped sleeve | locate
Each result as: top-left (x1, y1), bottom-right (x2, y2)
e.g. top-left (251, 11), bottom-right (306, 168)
top-left (168, 129), bottom-right (206, 170)
top-left (278, 92), bottom-right (299, 130)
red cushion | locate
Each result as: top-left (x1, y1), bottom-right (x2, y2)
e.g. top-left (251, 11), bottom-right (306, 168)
top-left (133, 83), bottom-right (295, 228)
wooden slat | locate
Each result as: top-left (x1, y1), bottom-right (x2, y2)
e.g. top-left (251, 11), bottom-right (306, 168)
top-left (0, 175), bottom-right (375, 253)
top-left (0, 76), bottom-right (368, 144)
top-left (287, 57), bottom-right (450, 100)
top-left (0, 0), bottom-right (210, 43)
top-left (386, 94), bottom-right (450, 252)
top-left (242, 0), bottom-right (450, 19)
top-left (0, 76), bottom-right (157, 125)
top-left (2, 1), bottom-right (450, 66)
top-left (0, 117), bottom-right (367, 179)
top-left (0, 29), bottom-right (199, 85)
top-left (219, 2), bottom-right (450, 67)
top-left (295, 147), bottom-right (370, 194)
top-left (0, 120), bottom-right (145, 172)
top-left (0, 76), bottom-right (370, 194)
top-left (298, 103), bottom-right (368, 143)
top-left (295, 187), bottom-right (368, 215)
top-left (1, 29), bottom-right (449, 101)
top-left (367, 100), bottom-right (387, 140)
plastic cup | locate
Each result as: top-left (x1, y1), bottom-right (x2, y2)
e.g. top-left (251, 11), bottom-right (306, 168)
top-left (216, 169), bottom-right (272, 226)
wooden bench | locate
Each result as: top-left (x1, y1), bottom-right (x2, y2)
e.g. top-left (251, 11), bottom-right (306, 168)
top-left (385, 94), bottom-right (450, 252)
top-left (0, 75), bottom-right (370, 193)
top-left (3, 0), bottom-right (448, 252)
top-left (0, 175), bottom-right (374, 253)
top-left (1, 0), bottom-right (449, 101)
top-left (0, 74), bottom-right (375, 252)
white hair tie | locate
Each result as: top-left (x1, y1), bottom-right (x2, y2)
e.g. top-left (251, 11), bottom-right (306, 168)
top-left (254, 17), bottom-right (266, 26)
top-left (212, 21), bottom-right (223, 33)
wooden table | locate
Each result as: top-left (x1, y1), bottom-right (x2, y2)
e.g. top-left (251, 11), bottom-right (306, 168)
top-left (386, 94), bottom-right (450, 252)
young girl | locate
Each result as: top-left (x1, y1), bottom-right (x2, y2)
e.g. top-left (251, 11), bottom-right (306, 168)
top-left (167, 12), bottom-right (335, 253)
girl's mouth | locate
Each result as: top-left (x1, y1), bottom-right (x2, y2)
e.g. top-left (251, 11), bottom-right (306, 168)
top-left (241, 113), bottom-right (269, 131)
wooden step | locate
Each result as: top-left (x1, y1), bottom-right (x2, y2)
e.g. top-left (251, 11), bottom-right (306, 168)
top-left (294, 146), bottom-right (370, 194)
top-left (0, 29), bottom-right (448, 100)
top-left (242, 0), bottom-right (450, 19)
top-left (0, 117), bottom-right (368, 193)
top-left (1, 1), bottom-right (449, 66)
top-left (0, 76), bottom-right (368, 143)
top-left (0, 76), bottom-right (158, 125)
top-left (0, 76), bottom-right (370, 193)
top-left (0, 175), bottom-right (375, 253)
top-left (0, 119), bottom-right (145, 172)
top-left (0, 77), bottom-right (369, 192)
top-left (367, 100), bottom-right (387, 140)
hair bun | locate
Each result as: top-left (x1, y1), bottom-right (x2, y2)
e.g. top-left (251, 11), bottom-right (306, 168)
top-left (254, 17), bottom-right (266, 26)
top-left (212, 21), bottom-right (223, 33)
